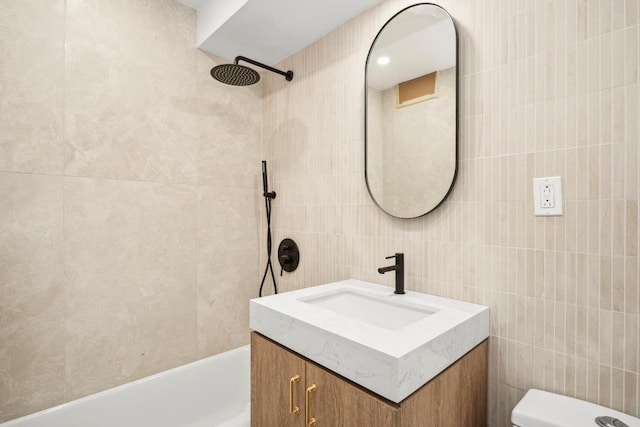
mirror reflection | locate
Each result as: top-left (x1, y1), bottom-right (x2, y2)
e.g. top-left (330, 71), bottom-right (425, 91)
top-left (365, 4), bottom-right (458, 218)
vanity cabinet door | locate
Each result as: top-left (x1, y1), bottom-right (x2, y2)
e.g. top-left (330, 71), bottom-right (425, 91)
top-left (305, 362), bottom-right (399, 427)
top-left (251, 333), bottom-right (306, 427)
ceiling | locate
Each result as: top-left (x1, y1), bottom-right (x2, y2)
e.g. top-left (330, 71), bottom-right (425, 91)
top-left (178, 0), bottom-right (384, 65)
top-left (367, 9), bottom-right (456, 91)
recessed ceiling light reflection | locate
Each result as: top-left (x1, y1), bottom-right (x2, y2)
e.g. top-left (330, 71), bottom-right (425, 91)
top-left (377, 56), bottom-right (390, 66)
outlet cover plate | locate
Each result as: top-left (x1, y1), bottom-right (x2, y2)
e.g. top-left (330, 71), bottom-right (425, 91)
top-left (533, 176), bottom-right (563, 216)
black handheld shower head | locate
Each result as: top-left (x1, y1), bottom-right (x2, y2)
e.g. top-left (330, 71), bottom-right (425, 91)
top-left (211, 56), bottom-right (293, 86)
top-left (262, 160), bottom-right (276, 199)
top-left (259, 160), bottom-right (278, 297)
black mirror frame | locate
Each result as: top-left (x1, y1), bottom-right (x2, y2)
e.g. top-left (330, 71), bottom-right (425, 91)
top-left (364, 3), bottom-right (459, 219)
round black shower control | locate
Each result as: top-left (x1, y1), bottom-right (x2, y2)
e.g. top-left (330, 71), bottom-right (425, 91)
top-left (278, 238), bottom-right (299, 273)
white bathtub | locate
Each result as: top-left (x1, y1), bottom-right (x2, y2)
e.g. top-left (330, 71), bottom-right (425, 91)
top-left (2, 345), bottom-right (250, 427)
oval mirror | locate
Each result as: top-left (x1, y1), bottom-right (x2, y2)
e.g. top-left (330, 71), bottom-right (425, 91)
top-left (365, 3), bottom-right (458, 218)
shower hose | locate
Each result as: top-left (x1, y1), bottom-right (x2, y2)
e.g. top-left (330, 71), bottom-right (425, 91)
top-left (259, 161), bottom-right (277, 297)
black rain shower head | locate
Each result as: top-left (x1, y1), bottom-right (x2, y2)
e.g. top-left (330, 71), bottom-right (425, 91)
top-left (210, 56), bottom-right (293, 86)
top-left (211, 63), bottom-right (260, 86)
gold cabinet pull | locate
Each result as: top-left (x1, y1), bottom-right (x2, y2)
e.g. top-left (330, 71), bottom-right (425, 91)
top-left (305, 384), bottom-right (317, 426)
top-left (289, 374), bottom-right (300, 415)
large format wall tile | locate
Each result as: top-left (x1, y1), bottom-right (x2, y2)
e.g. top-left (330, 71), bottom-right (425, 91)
top-left (64, 0), bottom-right (198, 183)
top-left (1, 0), bottom-right (263, 422)
top-left (63, 177), bottom-right (198, 400)
top-left (197, 51), bottom-right (262, 188)
top-left (0, 173), bottom-right (65, 420)
top-left (0, 0), bottom-right (64, 174)
top-left (197, 186), bottom-right (260, 357)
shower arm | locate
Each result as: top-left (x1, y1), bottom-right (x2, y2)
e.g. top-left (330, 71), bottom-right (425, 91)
top-left (235, 56), bottom-right (293, 81)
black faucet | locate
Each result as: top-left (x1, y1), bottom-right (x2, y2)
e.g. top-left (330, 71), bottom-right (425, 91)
top-left (378, 253), bottom-right (404, 294)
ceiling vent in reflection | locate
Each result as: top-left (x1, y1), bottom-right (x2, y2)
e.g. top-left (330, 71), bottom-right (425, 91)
top-left (397, 71), bottom-right (437, 106)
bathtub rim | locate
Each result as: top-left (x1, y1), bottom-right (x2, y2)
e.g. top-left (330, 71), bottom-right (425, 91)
top-left (1, 344), bottom-right (250, 426)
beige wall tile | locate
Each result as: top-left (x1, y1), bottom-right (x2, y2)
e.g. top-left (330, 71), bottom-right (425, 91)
top-left (627, 201), bottom-right (638, 256)
top-left (63, 177), bottom-right (198, 400)
top-left (612, 256), bottom-right (626, 311)
top-left (625, 370), bottom-right (638, 415)
top-left (626, 142), bottom-right (638, 199)
top-left (0, 173), bottom-right (65, 420)
top-left (196, 187), bottom-right (260, 357)
top-left (262, 0), bottom-right (640, 424)
top-left (626, 257), bottom-right (639, 315)
top-left (0, 0), bottom-right (64, 174)
top-left (196, 51), bottom-right (262, 188)
top-left (612, 367), bottom-right (625, 412)
top-left (64, 0), bottom-right (198, 183)
top-left (1, 0), bottom-right (262, 422)
top-left (625, 314), bottom-right (638, 372)
top-left (612, 311), bottom-right (624, 369)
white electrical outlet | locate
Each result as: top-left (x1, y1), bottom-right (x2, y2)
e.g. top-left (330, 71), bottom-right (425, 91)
top-left (533, 176), bottom-right (563, 216)
top-left (541, 184), bottom-right (554, 208)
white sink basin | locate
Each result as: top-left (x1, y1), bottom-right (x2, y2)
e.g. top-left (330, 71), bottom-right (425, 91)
top-left (250, 279), bottom-right (489, 403)
top-left (299, 289), bottom-right (438, 331)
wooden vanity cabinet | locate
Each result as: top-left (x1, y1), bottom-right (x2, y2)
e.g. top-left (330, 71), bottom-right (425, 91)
top-left (251, 332), bottom-right (487, 427)
top-left (251, 332), bottom-right (397, 427)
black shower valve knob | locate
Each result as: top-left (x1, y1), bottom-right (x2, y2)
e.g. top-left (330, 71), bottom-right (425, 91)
top-left (279, 254), bottom-right (292, 265)
top-left (277, 238), bottom-right (299, 273)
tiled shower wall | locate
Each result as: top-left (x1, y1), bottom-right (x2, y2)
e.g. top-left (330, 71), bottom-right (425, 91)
top-left (0, 0), bottom-right (260, 422)
top-left (262, 0), bottom-right (640, 425)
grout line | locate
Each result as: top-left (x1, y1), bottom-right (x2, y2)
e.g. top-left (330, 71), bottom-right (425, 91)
top-left (194, 39), bottom-right (200, 360)
top-left (0, 169), bottom-right (260, 192)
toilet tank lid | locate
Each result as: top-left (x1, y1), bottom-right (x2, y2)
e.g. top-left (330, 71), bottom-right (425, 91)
top-left (512, 389), bottom-right (640, 427)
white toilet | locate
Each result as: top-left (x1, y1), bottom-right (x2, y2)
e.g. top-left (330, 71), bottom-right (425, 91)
top-left (512, 389), bottom-right (640, 427)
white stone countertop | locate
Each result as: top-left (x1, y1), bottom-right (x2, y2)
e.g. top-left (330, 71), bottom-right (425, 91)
top-left (250, 279), bottom-right (490, 403)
